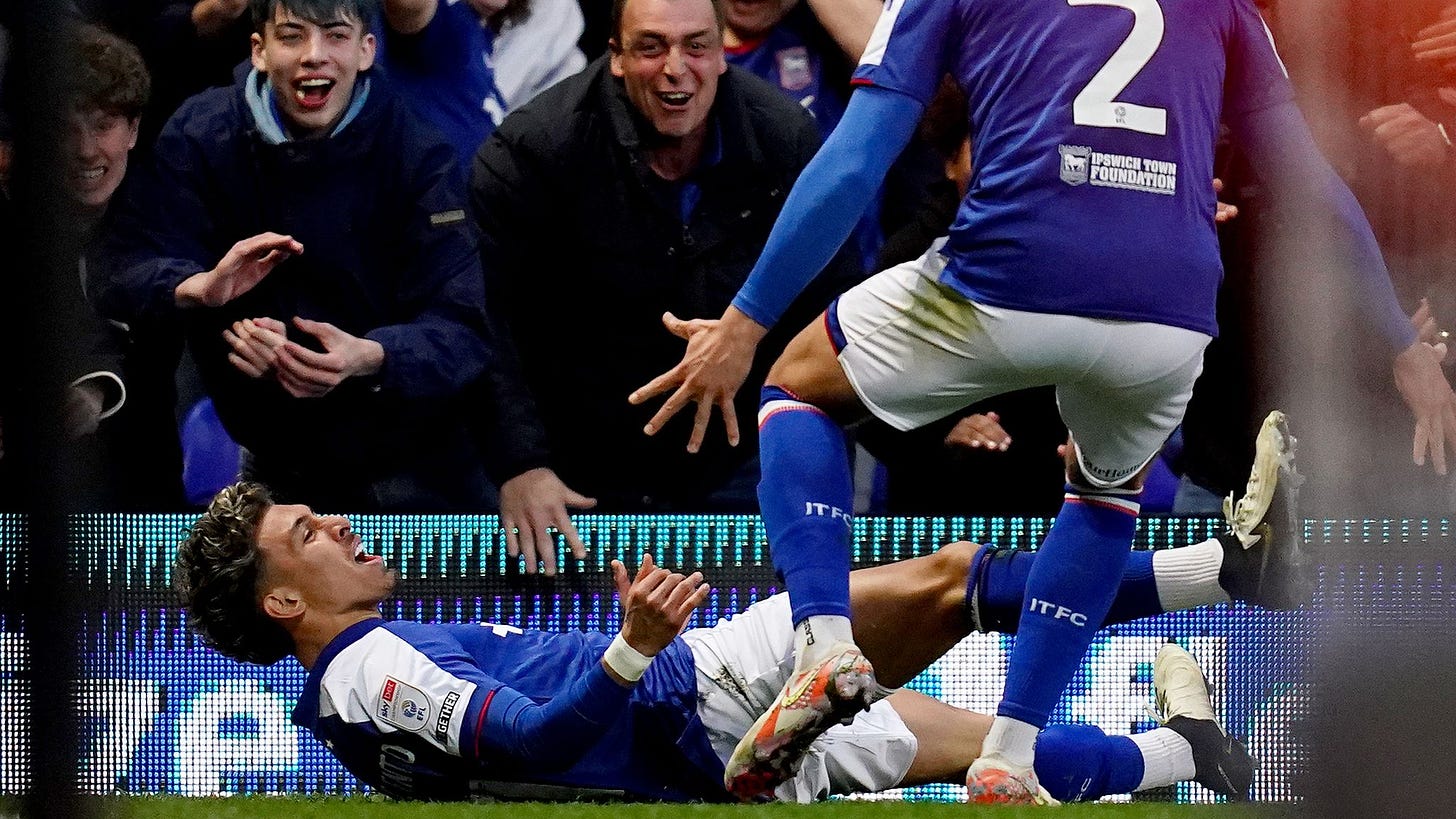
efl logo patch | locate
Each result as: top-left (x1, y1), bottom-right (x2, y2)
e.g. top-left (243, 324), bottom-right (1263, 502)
top-left (776, 47), bottom-right (812, 92)
top-left (377, 676), bottom-right (431, 732)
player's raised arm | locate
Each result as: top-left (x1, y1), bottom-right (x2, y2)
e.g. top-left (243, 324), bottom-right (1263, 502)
top-left (606, 553), bottom-right (710, 684)
top-left (1231, 98), bottom-right (1456, 474)
top-left (461, 557), bottom-right (708, 768)
top-left (629, 85), bottom-right (924, 452)
top-left (1219, 0), bottom-right (1456, 473)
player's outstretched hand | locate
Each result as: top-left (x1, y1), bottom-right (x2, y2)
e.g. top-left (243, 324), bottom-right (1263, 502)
top-left (628, 307), bottom-right (768, 453)
top-left (500, 467), bottom-right (596, 576)
top-left (1393, 340), bottom-right (1456, 475)
top-left (611, 553), bottom-right (710, 657)
top-left (944, 412), bottom-right (1011, 452)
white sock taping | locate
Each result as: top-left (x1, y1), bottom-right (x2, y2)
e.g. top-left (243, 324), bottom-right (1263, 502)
top-left (1152, 538), bottom-right (1231, 612)
top-left (603, 633), bottom-right (653, 682)
top-left (795, 614), bottom-right (855, 668)
top-left (981, 716), bottom-right (1040, 769)
top-left (1129, 726), bottom-right (1197, 791)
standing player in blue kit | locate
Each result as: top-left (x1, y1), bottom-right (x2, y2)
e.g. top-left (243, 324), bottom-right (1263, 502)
top-left (631, 0), bottom-right (1456, 804)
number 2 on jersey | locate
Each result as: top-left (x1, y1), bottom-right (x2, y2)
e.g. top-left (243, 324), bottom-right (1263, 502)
top-left (1068, 0), bottom-right (1167, 135)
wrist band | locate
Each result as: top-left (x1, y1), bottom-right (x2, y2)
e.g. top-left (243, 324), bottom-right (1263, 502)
top-left (603, 633), bottom-right (653, 682)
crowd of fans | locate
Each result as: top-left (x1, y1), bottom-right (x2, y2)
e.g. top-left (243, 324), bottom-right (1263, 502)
top-left (1, 0), bottom-right (1454, 528)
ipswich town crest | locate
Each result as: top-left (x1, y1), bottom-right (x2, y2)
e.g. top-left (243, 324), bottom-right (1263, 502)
top-left (1059, 144), bottom-right (1091, 186)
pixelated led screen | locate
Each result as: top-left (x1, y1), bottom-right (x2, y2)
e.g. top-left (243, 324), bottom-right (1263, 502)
top-left (0, 513), bottom-right (1450, 802)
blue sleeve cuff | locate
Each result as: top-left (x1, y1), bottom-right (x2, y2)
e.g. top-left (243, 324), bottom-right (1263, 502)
top-left (1231, 100), bottom-right (1417, 356)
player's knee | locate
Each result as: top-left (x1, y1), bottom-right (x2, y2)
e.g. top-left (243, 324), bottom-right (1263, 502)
top-left (766, 328), bottom-right (822, 389)
top-left (764, 354), bottom-right (802, 392)
top-left (932, 540), bottom-right (977, 572)
top-left (765, 321), bottom-right (864, 420)
top-left (929, 540), bottom-right (977, 602)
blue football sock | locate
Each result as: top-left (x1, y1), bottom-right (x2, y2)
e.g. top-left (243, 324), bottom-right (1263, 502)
top-left (966, 546), bottom-right (1160, 633)
top-left (1104, 550), bottom-right (1159, 625)
top-left (1035, 724), bottom-right (1144, 802)
top-left (758, 386), bottom-right (854, 624)
top-left (964, 544), bottom-right (1033, 633)
top-left (995, 489), bottom-right (1138, 730)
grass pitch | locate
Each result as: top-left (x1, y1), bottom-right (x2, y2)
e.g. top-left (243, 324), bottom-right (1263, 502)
top-left (94, 797), bottom-right (1296, 819)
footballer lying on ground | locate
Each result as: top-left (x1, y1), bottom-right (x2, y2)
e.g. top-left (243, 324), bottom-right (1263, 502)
top-left (173, 470), bottom-right (1303, 803)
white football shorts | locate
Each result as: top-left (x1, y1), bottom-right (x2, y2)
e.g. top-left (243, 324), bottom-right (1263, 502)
top-left (681, 593), bottom-right (917, 802)
top-left (830, 241), bottom-right (1211, 488)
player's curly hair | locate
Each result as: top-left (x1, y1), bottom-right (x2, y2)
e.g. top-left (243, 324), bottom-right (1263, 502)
top-left (173, 481), bottom-right (294, 665)
top-left (67, 23), bottom-right (150, 119)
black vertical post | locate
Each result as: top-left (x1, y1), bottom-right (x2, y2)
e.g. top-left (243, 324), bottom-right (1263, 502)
top-left (5, 2), bottom-right (96, 816)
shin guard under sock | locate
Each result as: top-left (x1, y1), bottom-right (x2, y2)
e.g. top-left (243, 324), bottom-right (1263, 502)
top-left (758, 386), bottom-right (854, 625)
top-left (966, 545), bottom-right (1162, 634)
top-left (991, 489), bottom-right (1139, 738)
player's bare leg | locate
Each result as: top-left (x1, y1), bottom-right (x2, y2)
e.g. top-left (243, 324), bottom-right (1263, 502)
top-left (846, 541), bottom-right (980, 687)
top-left (885, 689), bottom-right (993, 786)
top-left (739, 480), bottom-right (1281, 801)
top-left (884, 650), bottom-right (1254, 801)
top-left (764, 317), bottom-right (870, 418)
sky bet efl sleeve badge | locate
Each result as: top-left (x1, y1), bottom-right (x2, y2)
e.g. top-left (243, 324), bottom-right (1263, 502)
top-left (377, 676), bottom-right (431, 732)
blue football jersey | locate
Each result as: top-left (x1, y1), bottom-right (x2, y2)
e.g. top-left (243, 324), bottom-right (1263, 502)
top-left (377, 0), bottom-right (509, 168)
top-left (726, 24), bottom-right (848, 138)
top-left (852, 0), bottom-right (1294, 335)
top-left (292, 619), bottom-right (723, 801)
